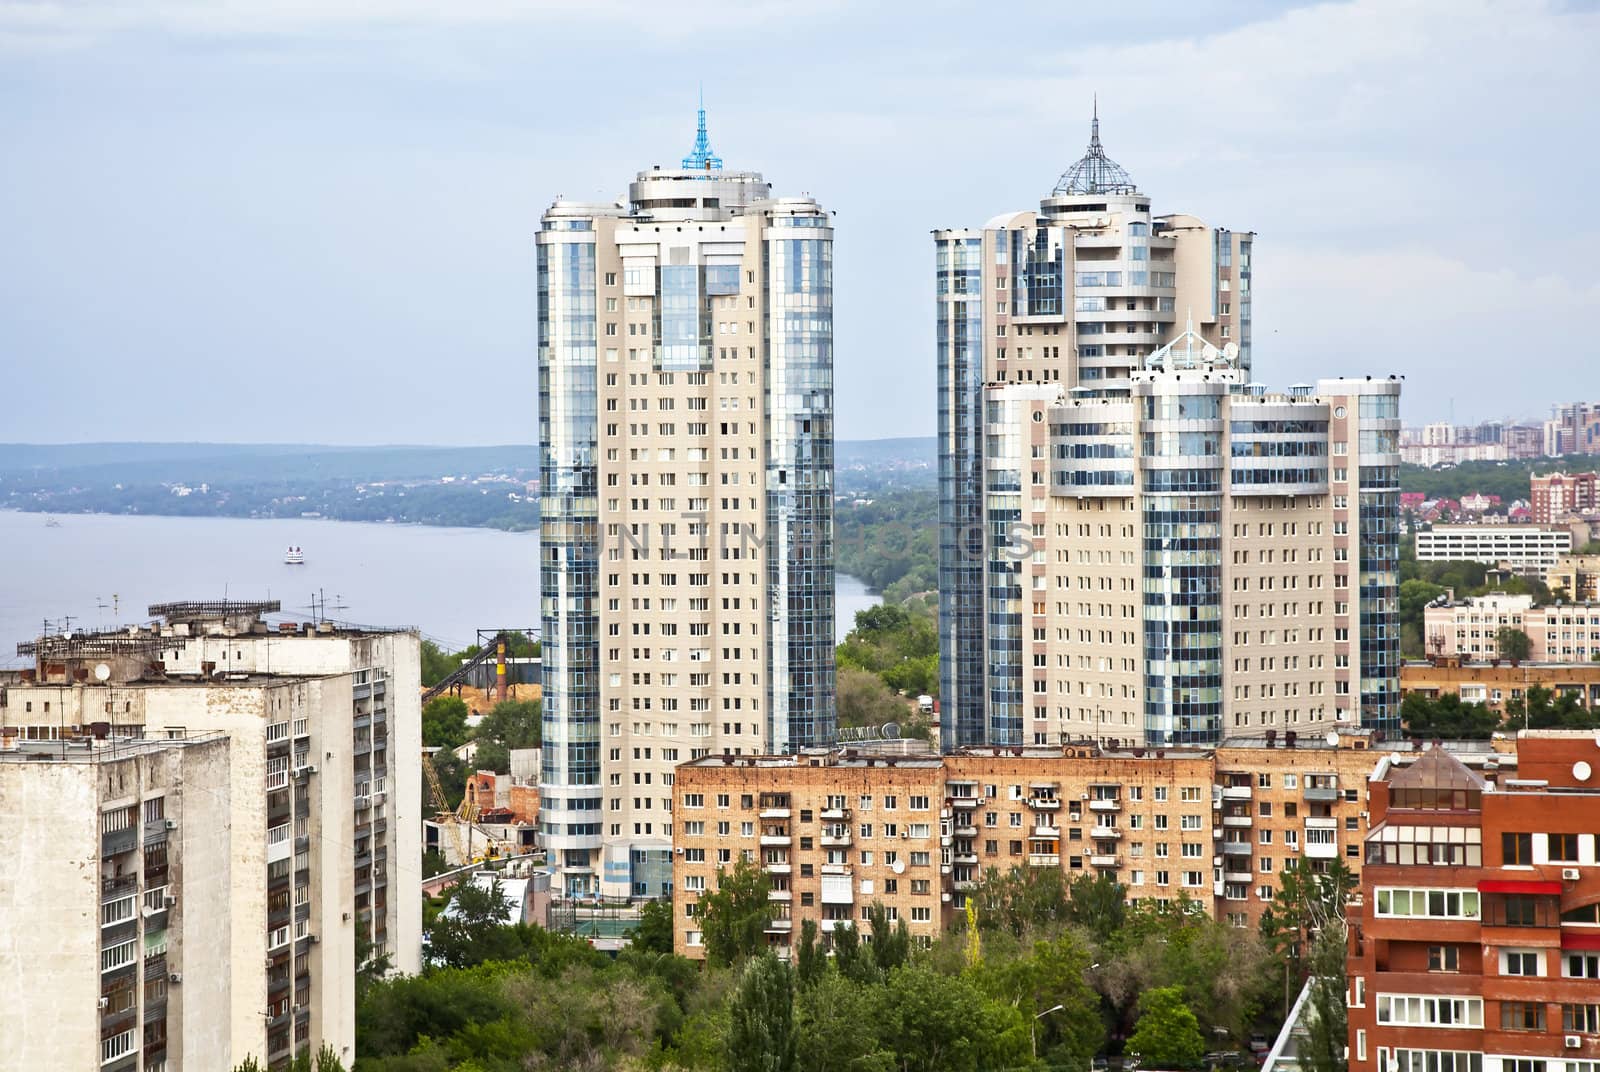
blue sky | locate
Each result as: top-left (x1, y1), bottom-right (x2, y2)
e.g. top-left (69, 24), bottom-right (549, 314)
top-left (1, 0), bottom-right (1595, 444)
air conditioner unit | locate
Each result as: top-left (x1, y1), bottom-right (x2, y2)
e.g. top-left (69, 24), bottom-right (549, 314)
top-left (1564, 867), bottom-right (1582, 881)
top-left (98, 996), bottom-right (109, 1009)
top-left (168, 972), bottom-right (182, 984)
top-left (1567, 1036), bottom-right (1583, 1049)
top-left (164, 819), bottom-right (177, 830)
top-left (674, 847), bottom-right (684, 855)
top-left (899, 831), bottom-right (909, 839)
top-left (305, 933), bottom-right (319, 944)
top-left (164, 894), bottom-right (177, 908)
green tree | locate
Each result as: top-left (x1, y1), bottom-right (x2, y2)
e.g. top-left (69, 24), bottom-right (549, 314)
top-left (420, 639), bottom-right (463, 688)
top-left (795, 970), bottom-right (893, 1072)
top-left (1065, 871), bottom-right (1127, 943)
top-left (699, 858), bottom-right (773, 968)
top-left (1126, 986), bottom-right (1206, 1069)
top-left (867, 902), bottom-right (911, 976)
top-left (977, 931), bottom-right (1105, 1067)
top-left (726, 952), bottom-right (798, 1072)
top-left (421, 696), bottom-right (469, 750)
top-left (878, 964), bottom-right (1029, 1072)
top-left (967, 863), bottom-right (1072, 937)
top-left (629, 898), bottom-right (674, 955)
top-left (1260, 857), bottom-right (1354, 1071)
top-left (421, 848), bottom-right (449, 879)
top-left (836, 667), bottom-right (909, 730)
top-left (475, 698), bottom-right (541, 749)
top-left (795, 918), bottom-right (824, 990)
top-left (1400, 692), bottom-right (1500, 740)
top-left (1497, 626), bottom-right (1533, 662)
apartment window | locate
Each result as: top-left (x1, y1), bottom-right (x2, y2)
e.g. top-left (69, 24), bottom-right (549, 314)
top-left (1503, 832), bottom-right (1534, 865)
top-left (1501, 1002), bottom-right (1545, 1031)
top-left (1550, 832), bottom-right (1581, 862)
top-left (1503, 950), bottom-right (1540, 976)
top-left (1565, 1004), bottom-right (1600, 1034)
top-left (1374, 888), bottom-right (1479, 919)
top-left (1383, 1050), bottom-right (1482, 1072)
top-left (1566, 952), bottom-right (1600, 979)
top-left (1376, 994), bottom-right (1482, 1027)
top-left (1428, 945), bottom-right (1459, 973)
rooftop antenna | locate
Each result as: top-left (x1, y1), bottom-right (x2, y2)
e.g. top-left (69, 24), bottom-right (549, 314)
top-left (681, 86), bottom-right (723, 172)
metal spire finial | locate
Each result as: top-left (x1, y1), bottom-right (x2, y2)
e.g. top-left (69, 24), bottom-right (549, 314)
top-left (682, 89), bottom-right (723, 172)
top-left (1052, 97), bottom-right (1136, 196)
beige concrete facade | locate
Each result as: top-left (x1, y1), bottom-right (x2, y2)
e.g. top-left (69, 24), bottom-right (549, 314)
top-left (1423, 593), bottom-right (1600, 662)
top-left (0, 735), bottom-right (232, 1072)
top-left (539, 156), bottom-right (836, 899)
top-left (0, 602), bottom-right (420, 1070)
top-left (670, 731), bottom-right (1435, 958)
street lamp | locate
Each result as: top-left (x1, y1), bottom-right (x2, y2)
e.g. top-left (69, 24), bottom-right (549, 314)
top-left (1033, 1004), bottom-right (1066, 1060)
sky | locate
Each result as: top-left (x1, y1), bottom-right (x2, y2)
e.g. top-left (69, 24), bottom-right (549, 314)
top-left (1, 0), bottom-right (1597, 445)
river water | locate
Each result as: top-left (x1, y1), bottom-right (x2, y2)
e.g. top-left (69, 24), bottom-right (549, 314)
top-left (0, 510), bottom-right (878, 666)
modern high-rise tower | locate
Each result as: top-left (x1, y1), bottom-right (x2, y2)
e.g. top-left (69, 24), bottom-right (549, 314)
top-left (537, 108), bottom-right (836, 898)
top-left (935, 110), bottom-right (1401, 750)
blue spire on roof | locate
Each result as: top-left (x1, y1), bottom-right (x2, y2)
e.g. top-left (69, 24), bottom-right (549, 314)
top-left (682, 88), bottom-right (723, 172)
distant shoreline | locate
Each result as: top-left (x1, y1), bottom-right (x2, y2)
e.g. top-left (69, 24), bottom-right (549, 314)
top-left (2, 504), bottom-right (536, 536)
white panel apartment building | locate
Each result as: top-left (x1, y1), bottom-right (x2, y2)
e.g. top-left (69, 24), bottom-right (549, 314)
top-left (0, 600), bottom-right (421, 1071)
top-left (1414, 524), bottom-right (1572, 577)
top-left (0, 735), bottom-right (233, 1072)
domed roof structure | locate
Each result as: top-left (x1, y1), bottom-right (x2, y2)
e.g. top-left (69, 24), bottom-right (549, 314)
top-left (1053, 98), bottom-right (1137, 196)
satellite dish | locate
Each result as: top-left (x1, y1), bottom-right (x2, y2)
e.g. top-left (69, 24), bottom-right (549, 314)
top-left (94, 663), bottom-right (111, 683)
top-left (1222, 342), bottom-right (1239, 360)
top-left (1575, 761), bottom-right (1593, 782)
top-left (891, 860), bottom-right (905, 875)
top-left (1325, 730), bottom-right (1340, 747)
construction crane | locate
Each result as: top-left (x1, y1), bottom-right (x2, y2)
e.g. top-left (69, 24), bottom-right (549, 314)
top-left (423, 748), bottom-right (471, 866)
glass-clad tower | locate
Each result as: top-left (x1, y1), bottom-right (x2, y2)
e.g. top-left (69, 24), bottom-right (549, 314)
top-left (934, 110), bottom-right (1256, 750)
top-left (538, 109), bottom-right (836, 897)
top-left (935, 111), bottom-right (1403, 749)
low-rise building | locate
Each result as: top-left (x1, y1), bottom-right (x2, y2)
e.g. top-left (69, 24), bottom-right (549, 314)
top-left (0, 733), bottom-right (233, 1072)
top-left (1424, 595), bottom-right (1600, 663)
top-left (1347, 732), bottom-right (1600, 1072)
top-left (0, 599), bottom-right (421, 1070)
top-left (1415, 525), bottom-right (1573, 578)
top-left (1549, 555), bottom-right (1600, 603)
top-left (1401, 659), bottom-right (1600, 715)
top-left (671, 731), bottom-right (1433, 958)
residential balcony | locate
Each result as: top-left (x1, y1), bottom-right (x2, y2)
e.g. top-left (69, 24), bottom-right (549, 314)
top-left (102, 875), bottom-right (139, 901)
top-left (954, 852), bottom-right (979, 866)
top-left (1032, 825), bottom-right (1061, 839)
top-left (759, 834), bottom-right (792, 847)
top-left (768, 889), bottom-right (792, 902)
top-left (1090, 826), bottom-right (1122, 840)
top-left (1303, 785), bottom-right (1341, 803)
top-left (1221, 784), bottom-right (1253, 801)
top-left (1305, 817), bottom-right (1339, 830)
top-left (1221, 814), bottom-right (1253, 828)
top-left (1220, 841), bottom-right (1252, 856)
top-left (820, 807), bottom-right (849, 821)
top-left (758, 808), bottom-right (791, 820)
top-left (954, 878), bottom-right (978, 892)
top-left (1027, 797), bottom-right (1062, 811)
top-left (1089, 854), bottom-right (1122, 869)
top-left (1027, 853), bottom-right (1061, 867)
top-left (1224, 869), bottom-right (1253, 883)
top-left (1088, 799), bottom-right (1121, 813)
top-left (765, 862), bottom-right (791, 874)
top-left (819, 833), bottom-right (852, 847)
top-left (954, 824), bottom-right (978, 838)
top-left (820, 862), bottom-right (851, 875)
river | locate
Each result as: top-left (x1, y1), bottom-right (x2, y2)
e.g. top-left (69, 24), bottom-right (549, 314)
top-left (0, 511), bottom-right (879, 666)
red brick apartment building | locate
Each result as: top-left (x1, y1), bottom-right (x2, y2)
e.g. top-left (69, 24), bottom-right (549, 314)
top-left (1349, 732), bottom-right (1600, 1072)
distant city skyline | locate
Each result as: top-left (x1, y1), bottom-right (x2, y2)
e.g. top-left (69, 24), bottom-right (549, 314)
top-left (1, 0), bottom-right (1596, 444)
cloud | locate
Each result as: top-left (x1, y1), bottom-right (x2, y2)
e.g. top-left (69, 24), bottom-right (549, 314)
top-left (1265, 246), bottom-right (1600, 423)
top-left (0, 0), bottom-right (839, 45)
